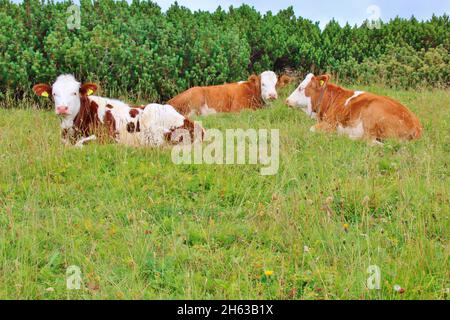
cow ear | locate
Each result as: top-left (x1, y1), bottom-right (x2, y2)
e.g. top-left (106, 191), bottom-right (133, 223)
top-left (315, 75), bottom-right (330, 88)
top-left (248, 75), bottom-right (260, 84)
top-left (277, 75), bottom-right (293, 88)
top-left (80, 83), bottom-right (98, 96)
top-left (33, 84), bottom-right (52, 98)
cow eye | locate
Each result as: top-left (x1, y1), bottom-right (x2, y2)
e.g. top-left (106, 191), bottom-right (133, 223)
top-left (72, 92), bottom-right (77, 96)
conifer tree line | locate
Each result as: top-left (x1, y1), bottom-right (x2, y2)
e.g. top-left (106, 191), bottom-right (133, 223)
top-left (1, 0), bottom-right (448, 102)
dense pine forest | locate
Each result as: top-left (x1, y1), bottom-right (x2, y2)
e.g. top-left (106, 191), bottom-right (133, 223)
top-left (0, 0), bottom-right (449, 102)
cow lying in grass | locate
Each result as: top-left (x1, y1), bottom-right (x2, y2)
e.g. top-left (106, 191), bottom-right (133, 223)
top-left (168, 71), bottom-right (294, 116)
top-left (33, 75), bottom-right (202, 147)
top-left (286, 74), bottom-right (423, 144)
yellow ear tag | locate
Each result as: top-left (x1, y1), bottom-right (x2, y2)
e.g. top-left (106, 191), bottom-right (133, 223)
top-left (41, 91), bottom-right (49, 97)
top-left (87, 89), bottom-right (94, 96)
top-left (320, 80), bottom-right (325, 86)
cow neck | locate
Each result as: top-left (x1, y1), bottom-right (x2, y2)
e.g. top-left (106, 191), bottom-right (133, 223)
top-left (315, 85), bottom-right (348, 120)
top-left (73, 95), bottom-right (98, 136)
top-left (244, 78), bottom-right (263, 108)
top-left (315, 85), bottom-right (328, 118)
top-left (256, 89), bottom-right (263, 106)
top-left (254, 78), bottom-right (263, 107)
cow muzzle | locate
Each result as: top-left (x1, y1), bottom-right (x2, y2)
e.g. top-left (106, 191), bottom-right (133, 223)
top-left (56, 106), bottom-right (69, 115)
top-left (285, 99), bottom-right (294, 108)
top-left (267, 93), bottom-right (278, 101)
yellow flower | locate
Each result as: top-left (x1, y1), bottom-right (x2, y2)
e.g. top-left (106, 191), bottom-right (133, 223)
top-left (343, 223), bottom-right (349, 230)
top-left (83, 219), bottom-right (93, 231)
top-left (264, 270), bottom-right (274, 277)
top-left (116, 291), bottom-right (125, 299)
top-left (109, 225), bottom-right (117, 236)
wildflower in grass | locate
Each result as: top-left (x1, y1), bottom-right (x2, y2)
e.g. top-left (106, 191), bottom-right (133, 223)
top-left (264, 270), bottom-right (274, 277)
top-left (343, 223), bottom-right (349, 232)
top-left (261, 270), bottom-right (275, 284)
top-left (83, 219), bottom-right (93, 232)
top-left (109, 225), bottom-right (117, 236)
top-left (303, 245), bottom-right (310, 253)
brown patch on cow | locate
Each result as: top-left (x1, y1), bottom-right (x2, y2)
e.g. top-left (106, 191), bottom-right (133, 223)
top-left (129, 109), bottom-right (140, 118)
top-left (106, 104), bottom-right (114, 109)
top-left (164, 118), bottom-right (201, 144)
top-left (126, 112), bottom-right (141, 133)
top-left (57, 94), bottom-right (118, 145)
top-left (62, 128), bottom-right (69, 139)
top-left (103, 110), bottom-right (117, 137)
top-left (131, 105), bottom-right (146, 110)
top-left (181, 118), bottom-right (196, 140)
top-left (71, 98), bottom-right (116, 143)
top-left (73, 98), bottom-right (100, 138)
top-left (126, 122), bottom-right (136, 133)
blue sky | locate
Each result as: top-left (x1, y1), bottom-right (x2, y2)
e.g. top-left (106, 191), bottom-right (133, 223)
top-left (11, 0), bottom-right (450, 28)
top-left (155, 0), bottom-right (449, 28)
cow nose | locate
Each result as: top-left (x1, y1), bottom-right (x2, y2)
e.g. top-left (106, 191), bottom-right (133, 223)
top-left (268, 93), bottom-right (277, 100)
top-left (285, 99), bottom-right (291, 106)
top-left (56, 106), bottom-right (69, 115)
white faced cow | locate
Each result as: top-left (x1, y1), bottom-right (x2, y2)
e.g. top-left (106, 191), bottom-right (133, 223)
top-left (286, 73), bottom-right (422, 143)
top-left (33, 75), bottom-right (203, 147)
top-left (167, 71), bottom-right (294, 116)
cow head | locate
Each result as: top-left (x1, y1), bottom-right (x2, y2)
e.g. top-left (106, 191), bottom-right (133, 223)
top-left (285, 74), bottom-right (330, 118)
top-left (33, 74), bottom-right (98, 118)
top-left (259, 71), bottom-right (279, 102)
top-left (276, 75), bottom-right (295, 89)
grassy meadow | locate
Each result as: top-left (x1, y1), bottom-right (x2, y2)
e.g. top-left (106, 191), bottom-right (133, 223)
top-left (0, 85), bottom-right (448, 300)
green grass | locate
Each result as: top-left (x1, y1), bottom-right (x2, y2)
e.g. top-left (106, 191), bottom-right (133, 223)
top-left (0, 86), bottom-right (448, 300)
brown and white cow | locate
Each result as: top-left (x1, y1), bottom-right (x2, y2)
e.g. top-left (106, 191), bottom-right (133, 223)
top-left (286, 74), bottom-right (422, 143)
top-left (167, 71), bottom-right (294, 116)
top-left (33, 74), bottom-right (202, 147)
